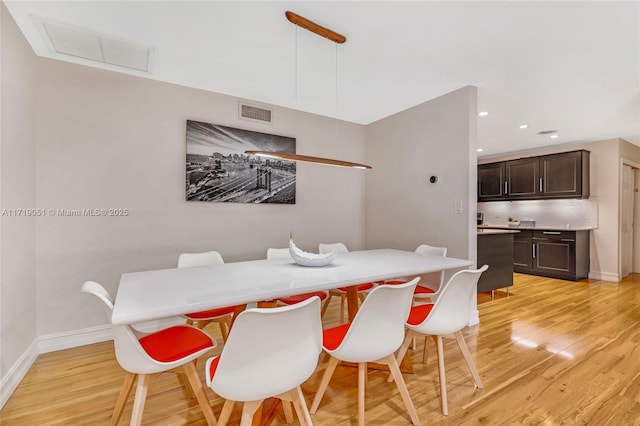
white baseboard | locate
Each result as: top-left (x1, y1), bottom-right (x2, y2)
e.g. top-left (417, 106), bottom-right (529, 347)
top-left (588, 271), bottom-right (620, 282)
top-left (37, 317), bottom-right (184, 354)
top-left (38, 324), bottom-right (113, 354)
top-left (0, 339), bottom-right (38, 410)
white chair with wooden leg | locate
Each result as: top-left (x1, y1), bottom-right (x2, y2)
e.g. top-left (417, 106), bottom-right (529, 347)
top-left (318, 242), bottom-right (374, 323)
top-left (390, 265), bottom-right (488, 415)
top-left (178, 250), bottom-right (237, 341)
top-left (205, 296), bottom-right (322, 426)
top-left (385, 243), bottom-right (447, 357)
top-left (310, 278), bottom-right (422, 426)
top-left (267, 248), bottom-right (329, 307)
top-left (81, 281), bottom-right (217, 426)
top-left (386, 244), bottom-right (447, 301)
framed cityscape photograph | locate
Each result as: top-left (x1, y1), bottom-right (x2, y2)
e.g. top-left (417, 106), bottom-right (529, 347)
top-left (186, 120), bottom-right (296, 204)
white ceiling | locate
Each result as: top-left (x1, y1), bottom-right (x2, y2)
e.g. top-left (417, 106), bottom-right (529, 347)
top-left (5, 1), bottom-right (640, 157)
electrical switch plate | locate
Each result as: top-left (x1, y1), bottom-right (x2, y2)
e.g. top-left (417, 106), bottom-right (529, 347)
top-left (454, 201), bottom-right (463, 214)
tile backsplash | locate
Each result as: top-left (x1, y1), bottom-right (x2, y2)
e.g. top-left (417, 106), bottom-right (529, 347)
top-left (478, 198), bottom-right (598, 229)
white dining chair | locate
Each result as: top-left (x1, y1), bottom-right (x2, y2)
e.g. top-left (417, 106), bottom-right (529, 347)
top-left (205, 296), bottom-right (323, 426)
top-left (386, 244), bottom-right (447, 300)
top-left (390, 265), bottom-right (488, 415)
top-left (310, 278), bottom-right (421, 426)
top-left (178, 250), bottom-right (237, 342)
top-left (386, 243), bottom-right (448, 357)
top-left (267, 247), bottom-right (329, 307)
top-left (318, 242), bottom-right (374, 323)
top-left (81, 281), bottom-right (217, 426)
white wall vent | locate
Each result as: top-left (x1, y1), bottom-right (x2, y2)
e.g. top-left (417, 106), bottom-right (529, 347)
top-left (239, 103), bottom-right (273, 124)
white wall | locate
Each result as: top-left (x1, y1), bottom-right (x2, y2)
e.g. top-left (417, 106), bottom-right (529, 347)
top-left (364, 86), bottom-right (478, 261)
top-left (34, 58), bottom-right (367, 337)
top-left (0, 2), bottom-right (38, 406)
top-left (478, 138), bottom-right (621, 281)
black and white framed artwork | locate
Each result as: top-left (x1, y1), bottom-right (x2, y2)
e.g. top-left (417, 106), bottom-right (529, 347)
top-left (186, 120), bottom-right (296, 204)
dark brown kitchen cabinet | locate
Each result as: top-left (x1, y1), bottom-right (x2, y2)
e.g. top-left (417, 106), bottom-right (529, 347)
top-left (513, 230), bottom-right (533, 272)
top-left (539, 151), bottom-right (590, 198)
top-left (478, 163), bottom-right (506, 201)
top-left (513, 229), bottom-right (589, 280)
top-left (478, 150), bottom-right (589, 201)
top-left (505, 157), bottom-right (539, 199)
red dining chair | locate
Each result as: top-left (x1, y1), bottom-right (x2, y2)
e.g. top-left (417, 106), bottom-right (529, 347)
top-left (178, 251), bottom-right (237, 342)
top-left (318, 242), bottom-right (375, 323)
top-left (267, 247), bottom-right (329, 307)
top-left (81, 281), bottom-right (217, 426)
top-left (310, 278), bottom-right (422, 426)
top-left (206, 296), bottom-right (323, 426)
top-left (390, 265), bottom-right (488, 415)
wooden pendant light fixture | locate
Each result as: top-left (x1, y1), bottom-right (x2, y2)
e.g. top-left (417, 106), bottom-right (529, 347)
top-left (244, 11), bottom-right (371, 170)
top-left (285, 11), bottom-right (346, 44)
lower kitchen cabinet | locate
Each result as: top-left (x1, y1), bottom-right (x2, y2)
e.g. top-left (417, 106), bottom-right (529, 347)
top-left (513, 229), bottom-right (589, 280)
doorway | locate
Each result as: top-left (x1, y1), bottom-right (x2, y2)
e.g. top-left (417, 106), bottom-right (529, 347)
top-left (621, 162), bottom-right (639, 278)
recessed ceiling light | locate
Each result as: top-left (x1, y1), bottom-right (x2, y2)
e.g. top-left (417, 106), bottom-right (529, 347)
top-left (519, 124), bottom-right (528, 129)
top-left (550, 134), bottom-right (559, 139)
top-left (478, 111), bottom-right (489, 117)
top-left (477, 148), bottom-right (484, 152)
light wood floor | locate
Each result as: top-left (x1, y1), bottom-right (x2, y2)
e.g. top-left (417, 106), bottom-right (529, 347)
top-left (2, 273), bottom-right (640, 425)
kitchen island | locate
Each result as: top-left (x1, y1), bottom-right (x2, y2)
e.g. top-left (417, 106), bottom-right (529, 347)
top-left (477, 228), bottom-right (518, 297)
top-left (478, 224), bottom-right (592, 280)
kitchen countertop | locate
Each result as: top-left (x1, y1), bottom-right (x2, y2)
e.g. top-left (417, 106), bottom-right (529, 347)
top-left (478, 224), bottom-right (596, 231)
top-left (477, 228), bottom-right (520, 235)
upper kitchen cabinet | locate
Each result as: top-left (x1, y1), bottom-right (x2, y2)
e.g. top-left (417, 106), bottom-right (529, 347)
top-left (478, 162), bottom-right (506, 201)
top-left (505, 157), bottom-right (539, 199)
top-left (478, 150), bottom-right (590, 201)
top-left (539, 150), bottom-right (590, 199)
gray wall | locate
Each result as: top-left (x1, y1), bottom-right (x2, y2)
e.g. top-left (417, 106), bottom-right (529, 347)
top-left (0, 1), bottom-right (37, 391)
top-left (34, 58), bottom-right (367, 336)
top-left (364, 86), bottom-right (478, 261)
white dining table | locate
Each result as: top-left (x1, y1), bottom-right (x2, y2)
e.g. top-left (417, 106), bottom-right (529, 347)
top-left (111, 249), bottom-right (473, 325)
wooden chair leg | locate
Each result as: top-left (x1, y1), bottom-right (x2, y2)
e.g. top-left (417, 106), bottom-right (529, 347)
top-left (130, 373), bottom-right (158, 426)
top-left (388, 331), bottom-right (413, 383)
top-left (358, 362), bottom-right (367, 426)
top-left (282, 399), bottom-right (294, 423)
top-left (422, 335), bottom-right (430, 365)
top-left (454, 330), bottom-right (483, 388)
top-left (310, 356), bottom-right (340, 413)
top-left (218, 399), bottom-right (235, 426)
top-left (435, 335), bottom-right (448, 415)
top-left (182, 361), bottom-right (217, 426)
top-left (240, 400), bottom-right (264, 426)
top-left (320, 293), bottom-right (333, 318)
top-left (293, 386), bottom-right (313, 426)
top-left (339, 294), bottom-right (346, 324)
top-left (177, 372), bottom-right (195, 401)
top-left (218, 315), bottom-right (232, 342)
top-left (109, 371), bottom-right (136, 426)
top-left (384, 354), bottom-right (420, 425)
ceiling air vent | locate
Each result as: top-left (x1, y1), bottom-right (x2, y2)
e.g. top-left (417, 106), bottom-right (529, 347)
top-left (239, 103), bottom-right (273, 124)
top-left (34, 16), bottom-right (153, 73)
top-left (537, 130), bottom-right (558, 135)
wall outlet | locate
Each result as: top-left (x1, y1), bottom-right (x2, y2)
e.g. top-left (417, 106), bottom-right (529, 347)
top-left (454, 201), bottom-right (463, 214)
